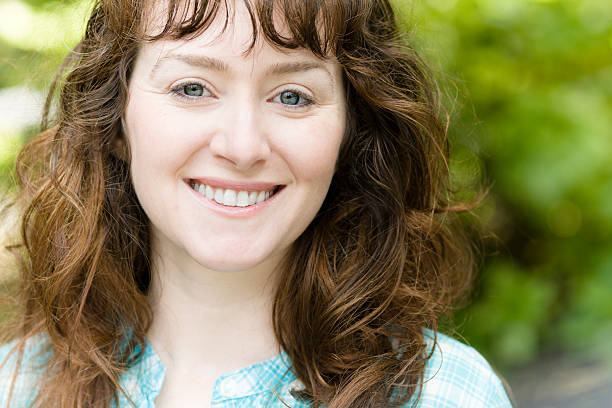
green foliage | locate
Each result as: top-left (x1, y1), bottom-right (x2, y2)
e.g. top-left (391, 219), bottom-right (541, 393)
top-left (0, 0), bottom-right (89, 88)
top-left (401, 0), bottom-right (612, 369)
top-left (1, 0), bottom-right (611, 371)
top-left (0, 131), bottom-right (25, 188)
top-left (0, 0), bottom-right (89, 190)
top-left (457, 261), bottom-right (557, 365)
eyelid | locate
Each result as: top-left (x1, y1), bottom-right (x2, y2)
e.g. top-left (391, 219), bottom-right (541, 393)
top-left (169, 79), bottom-right (215, 102)
top-left (271, 88), bottom-right (316, 110)
top-left (167, 80), bottom-right (316, 109)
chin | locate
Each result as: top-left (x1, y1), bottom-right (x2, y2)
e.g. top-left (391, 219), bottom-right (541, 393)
top-left (199, 260), bottom-right (261, 273)
top-left (189, 247), bottom-right (280, 274)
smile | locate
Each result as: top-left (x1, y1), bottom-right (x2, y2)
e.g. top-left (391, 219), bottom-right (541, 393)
top-left (188, 179), bottom-right (282, 207)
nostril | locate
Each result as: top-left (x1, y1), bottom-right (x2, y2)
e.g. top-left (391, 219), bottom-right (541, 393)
top-left (208, 128), bottom-right (271, 171)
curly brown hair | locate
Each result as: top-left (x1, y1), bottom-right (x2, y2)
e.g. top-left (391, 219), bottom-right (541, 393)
top-left (2, 0), bottom-right (474, 407)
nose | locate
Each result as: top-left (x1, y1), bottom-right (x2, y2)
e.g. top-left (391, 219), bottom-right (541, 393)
top-left (209, 99), bottom-right (271, 170)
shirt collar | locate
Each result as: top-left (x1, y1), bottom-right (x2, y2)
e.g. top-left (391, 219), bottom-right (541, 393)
top-left (210, 348), bottom-right (294, 402)
top-left (118, 339), bottom-right (166, 406)
top-left (119, 340), bottom-right (295, 404)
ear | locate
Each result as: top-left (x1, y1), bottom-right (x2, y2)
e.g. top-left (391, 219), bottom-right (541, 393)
top-left (111, 118), bottom-right (130, 162)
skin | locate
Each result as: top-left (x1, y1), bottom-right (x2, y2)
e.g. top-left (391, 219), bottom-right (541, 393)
top-left (121, 1), bottom-right (346, 405)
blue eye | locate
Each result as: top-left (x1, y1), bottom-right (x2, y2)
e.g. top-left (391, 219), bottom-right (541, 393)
top-left (276, 90), bottom-right (314, 108)
top-left (184, 83), bottom-right (205, 97)
top-left (170, 82), bottom-right (212, 100)
top-left (280, 91), bottom-right (300, 105)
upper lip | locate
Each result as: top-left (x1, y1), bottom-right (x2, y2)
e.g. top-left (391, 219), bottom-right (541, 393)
top-left (188, 177), bottom-right (282, 191)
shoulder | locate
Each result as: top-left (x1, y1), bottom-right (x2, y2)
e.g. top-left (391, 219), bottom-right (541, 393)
top-left (406, 330), bottom-right (513, 408)
top-left (0, 334), bottom-right (52, 407)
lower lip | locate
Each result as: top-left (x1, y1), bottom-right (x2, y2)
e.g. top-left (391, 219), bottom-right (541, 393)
top-left (185, 181), bottom-right (281, 218)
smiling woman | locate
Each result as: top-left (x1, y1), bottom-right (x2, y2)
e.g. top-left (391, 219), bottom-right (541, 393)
top-left (124, 6), bottom-right (345, 275)
top-left (0, 0), bottom-right (512, 407)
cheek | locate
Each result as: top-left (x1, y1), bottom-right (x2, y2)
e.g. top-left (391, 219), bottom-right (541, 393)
top-left (275, 114), bottom-right (345, 182)
top-left (125, 94), bottom-right (164, 159)
top-left (124, 93), bottom-right (200, 173)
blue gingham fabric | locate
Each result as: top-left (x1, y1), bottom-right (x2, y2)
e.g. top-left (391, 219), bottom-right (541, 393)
top-left (0, 330), bottom-right (512, 407)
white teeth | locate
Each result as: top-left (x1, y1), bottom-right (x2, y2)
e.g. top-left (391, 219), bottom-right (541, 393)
top-left (205, 185), bottom-right (214, 200)
top-left (256, 191), bottom-right (266, 203)
top-left (223, 189), bottom-right (237, 206)
top-left (236, 191), bottom-right (249, 207)
top-left (248, 191), bottom-right (257, 205)
top-left (214, 188), bottom-right (224, 204)
top-left (191, 181), bottom-right (277, 207)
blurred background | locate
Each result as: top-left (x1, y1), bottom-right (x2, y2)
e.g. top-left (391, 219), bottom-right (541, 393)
top-left (1, 0), bottom-right (611, 406)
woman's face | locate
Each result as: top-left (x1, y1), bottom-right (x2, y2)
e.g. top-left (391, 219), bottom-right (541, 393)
top-left (123, 2), bottom-right (346, 273)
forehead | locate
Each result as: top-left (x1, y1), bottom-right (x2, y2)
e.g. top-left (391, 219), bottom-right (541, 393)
top-left (136, 0), bottom-right (343, 79)
top-left (143, 0), bottom-right (247, 42)
top-left (139, 0), bottom-right (339, 58)
top-left (143, 0), bottom-right (272, 57)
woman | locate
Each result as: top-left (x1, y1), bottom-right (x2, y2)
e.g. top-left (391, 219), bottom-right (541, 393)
top-left (0, 0), bottom-right (513, 407)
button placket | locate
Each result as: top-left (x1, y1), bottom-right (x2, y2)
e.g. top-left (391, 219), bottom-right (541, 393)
top-left (288, 379), bottom-right (305, 393)
top-left (219, 374), bottom-right (254, 399)
top-left (219, 377), bottom-right (237, 397)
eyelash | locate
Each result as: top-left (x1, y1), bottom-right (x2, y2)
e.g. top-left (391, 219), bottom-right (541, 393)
top-left (272, 88), bottom-right (315, 110)
top-left (168, 81), bottom-right (315, 109)
top-left (169, 80), bottom-right (213, 101)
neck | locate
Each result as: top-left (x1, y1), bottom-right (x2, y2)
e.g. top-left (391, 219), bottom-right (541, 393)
top-left (146, 239), bottom-right (282, 378)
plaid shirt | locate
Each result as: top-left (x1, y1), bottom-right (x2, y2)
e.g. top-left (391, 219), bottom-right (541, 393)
top-left (0, 330), bottom-right (512, 407)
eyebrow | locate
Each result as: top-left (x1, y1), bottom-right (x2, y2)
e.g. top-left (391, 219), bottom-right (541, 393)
top-left (150, 53), bottom-right (335, 86)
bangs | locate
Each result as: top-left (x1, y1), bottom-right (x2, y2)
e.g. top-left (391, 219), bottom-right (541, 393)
top-left (141, 0), bottom-right (353, 58)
